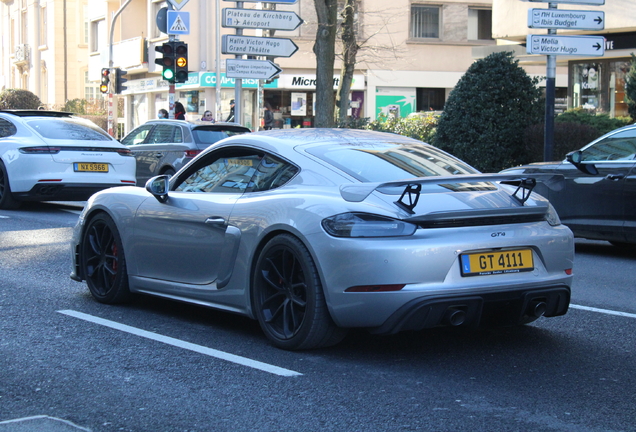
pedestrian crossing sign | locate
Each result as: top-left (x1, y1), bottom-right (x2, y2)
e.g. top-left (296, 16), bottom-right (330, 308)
top-left (167, 11), bottom-right (190, 35)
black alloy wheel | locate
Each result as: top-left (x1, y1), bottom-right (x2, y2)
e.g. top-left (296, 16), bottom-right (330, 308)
top-left (0, 161), bottom-right (20, 210)
top-left (252, 234), bottom-right (347, 350)
top-left (81, 213), bottom-right (131, 304)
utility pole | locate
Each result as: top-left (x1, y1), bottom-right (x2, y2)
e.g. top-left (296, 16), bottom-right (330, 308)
top-left (107, 0), bottom-right (133, 137)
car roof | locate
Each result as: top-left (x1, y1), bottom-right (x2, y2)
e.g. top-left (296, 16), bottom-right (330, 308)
top-left (0, 109), bottom-right (75, 118)
top-left (245, 128), bottom-right (425, 147)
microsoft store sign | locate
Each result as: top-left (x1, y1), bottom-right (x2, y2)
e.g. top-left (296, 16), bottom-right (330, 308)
top-left (279, 74), bottom-right (365, 90)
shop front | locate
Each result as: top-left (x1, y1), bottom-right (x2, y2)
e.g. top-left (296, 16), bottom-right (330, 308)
top-left (263, 72), bottom-right (366, 128)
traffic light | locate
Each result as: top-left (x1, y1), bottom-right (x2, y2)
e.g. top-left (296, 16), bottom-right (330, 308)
top-left (100, 68), bottom-right (110, 94)
top-left (174, 42), bottom-right (188, 83)
top-left (114, 68), bottom-right (128, 94)
top-left (155, 42), bottom-right (175, 83)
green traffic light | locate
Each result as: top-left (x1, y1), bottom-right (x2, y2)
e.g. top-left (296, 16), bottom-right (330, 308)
top-left (163, 69), bottom-right (174, 80)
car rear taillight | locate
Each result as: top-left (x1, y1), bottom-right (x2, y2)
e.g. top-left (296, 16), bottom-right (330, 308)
top-left (185, 150), bottom-right (201, 158)
top-left (19, 146), bottom-right (61, 154)
top-left (117, 149), bottom-right (134, 157)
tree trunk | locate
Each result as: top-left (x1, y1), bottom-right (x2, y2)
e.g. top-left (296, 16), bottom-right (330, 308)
top-left (313, 0), bottom-right (338, 128)
top-left (336, 0), bottom-right (359, 125)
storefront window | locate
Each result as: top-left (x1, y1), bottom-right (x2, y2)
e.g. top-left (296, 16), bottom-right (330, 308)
top-left (570, 59), bottom-right (631, 117)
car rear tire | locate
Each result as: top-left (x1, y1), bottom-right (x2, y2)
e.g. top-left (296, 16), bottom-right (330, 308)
top-left (252, 234), bottom-right (347, 350)
top-left (0, 161), bottom-right (21, 210)
top-left (81, 213), bottom-right (131, 304)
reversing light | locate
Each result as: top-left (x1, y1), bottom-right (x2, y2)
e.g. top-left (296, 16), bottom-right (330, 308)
top-left (322, 212), bottom-right (417, 238)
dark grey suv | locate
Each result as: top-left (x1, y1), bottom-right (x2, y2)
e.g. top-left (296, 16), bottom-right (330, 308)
top-left (121, 120), bottom-right (250, 185)
top-left (501, 124), bottom-right (636, 247)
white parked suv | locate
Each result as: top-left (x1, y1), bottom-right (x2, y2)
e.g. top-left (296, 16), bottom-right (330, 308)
top-left (0, 110), bottom-right (137, 209)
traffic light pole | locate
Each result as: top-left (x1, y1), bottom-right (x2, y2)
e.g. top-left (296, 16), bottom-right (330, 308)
top-left (107, 0), bottom-right (133, 137)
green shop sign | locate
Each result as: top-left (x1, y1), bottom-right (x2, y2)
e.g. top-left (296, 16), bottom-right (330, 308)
top-left (177, 72), bottom-right (279, 89)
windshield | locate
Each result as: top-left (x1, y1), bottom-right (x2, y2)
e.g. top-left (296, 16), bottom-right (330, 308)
top-left (25, 118), bottom-right (112, 141)
top-left (306, 142), bottom-right (478, 182)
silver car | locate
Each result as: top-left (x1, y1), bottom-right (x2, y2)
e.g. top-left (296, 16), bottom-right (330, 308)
top-left (120, 120), bottom-right (250, 185)
top-left (70, 129), bottom-right (574, 350)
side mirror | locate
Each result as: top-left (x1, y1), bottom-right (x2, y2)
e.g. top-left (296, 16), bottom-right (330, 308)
top-left (566, 150), bottom-right (599, 175)
top-left (145, 175), bottom-right (170, 203)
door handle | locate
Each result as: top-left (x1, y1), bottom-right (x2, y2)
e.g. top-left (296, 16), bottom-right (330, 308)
top-left (605, 174), bottom-right (625, 181)
top-left (205, 217), bottom-right (226, 226)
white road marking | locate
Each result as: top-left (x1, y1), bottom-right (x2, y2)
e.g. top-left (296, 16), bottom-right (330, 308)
top-left (570, 304), bottom-right (636, 319)
top-left (58, 310), bottom-right (302, 377)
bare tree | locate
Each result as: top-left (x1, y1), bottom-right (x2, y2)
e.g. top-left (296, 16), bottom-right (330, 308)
top-left (313, 0), bottom-right (338, 127)
top-left (335, 5), bottom-right (405, 125)
top-left (335, 0), bottom-right (358, 125)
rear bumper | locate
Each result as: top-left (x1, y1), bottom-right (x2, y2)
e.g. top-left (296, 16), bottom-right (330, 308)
top-left (14, 183), bottom-right (128, 202)
top-left (369, 285), bottom-right (570, 335)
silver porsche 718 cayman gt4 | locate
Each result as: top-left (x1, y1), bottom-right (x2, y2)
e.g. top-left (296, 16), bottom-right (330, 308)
top-left (70, 129), bottom-right (574, 350)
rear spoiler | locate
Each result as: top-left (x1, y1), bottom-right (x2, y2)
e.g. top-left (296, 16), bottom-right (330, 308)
top-left (339, 173), bottom-right (563, 213)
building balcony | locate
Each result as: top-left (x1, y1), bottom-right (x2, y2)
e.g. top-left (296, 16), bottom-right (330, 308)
top-left (14, 44), bottom-right (30, 65)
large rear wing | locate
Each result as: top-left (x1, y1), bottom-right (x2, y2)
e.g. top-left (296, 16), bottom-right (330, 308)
top-left (339, 173), bottom-right (563, 213)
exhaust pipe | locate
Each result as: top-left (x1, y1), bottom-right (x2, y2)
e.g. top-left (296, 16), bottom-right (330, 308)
top-left (528, 301), bottom-right (547, 318)
top-left (443, 308), bottom-right (466, 326)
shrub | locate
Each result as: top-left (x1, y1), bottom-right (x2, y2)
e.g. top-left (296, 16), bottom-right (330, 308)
top-left (367, 113), bottom-right (439, 143)
top-left (433, 51), bottom-right (544, 172)
top-left (0, 89), bottom-right (42, 110)
top-left (555, 108), bottom-right (632, 135)
top-left (523, 122), bottom-right (602, 162)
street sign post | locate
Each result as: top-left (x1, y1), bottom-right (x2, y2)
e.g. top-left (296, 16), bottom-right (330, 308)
top-left (527, 8), bottom-right (604, 30)
top-left (226, 59), bottom-right (282, 80)
top-left (221, 35), bottom-right (299, 57)
top-left (526, 34), bottom-right (605, 56)
top-left (222, 8), bottom-right (303, 31)
top-left (522, 0), bottom-right (604, 5)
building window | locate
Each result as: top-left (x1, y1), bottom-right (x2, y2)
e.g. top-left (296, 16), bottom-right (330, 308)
top-left (91, 19), bottom-right (106, 53)
top-left (468, 8), bottom-right (492, 41)
top-left (85, 71), bottom-right (98, 100)
top-left (39, 5), bottom-right (47, 46)
top-left (83, 6), bottom-right (89, 44)
top-left (410, 5), bottom-right (440, 39)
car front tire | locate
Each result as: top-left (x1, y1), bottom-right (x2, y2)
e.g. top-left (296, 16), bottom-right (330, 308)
top-left (81, 213), bottom-right (131, 304)
top-left (0, 161), bottom-right (21, 210)
top-left (252, 234), bottom-right (347, 350)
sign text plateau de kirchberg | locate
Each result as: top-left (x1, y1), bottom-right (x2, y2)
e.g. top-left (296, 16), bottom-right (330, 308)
top-left (222, 8), bottom-right (303, 31)
top-left (526, 34), bottom-right (605, 56)
top-left (222, 35), bottom-right (299, 58)
top-left (528, 9), bottom-right (604, 31)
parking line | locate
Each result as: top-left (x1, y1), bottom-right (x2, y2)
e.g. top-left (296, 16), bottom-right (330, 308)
top-left (58, 310), bottom-right (302, 377)
top-left (570, 304), bottom-right (636, 319)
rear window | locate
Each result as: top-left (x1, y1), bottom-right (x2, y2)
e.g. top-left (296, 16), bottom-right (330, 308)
top-left (306, 142), bottom-right (478, 182)
top-left (25, 118), bottom-right (112, 141)
top-left (192, 127), bottom-right (249, 145)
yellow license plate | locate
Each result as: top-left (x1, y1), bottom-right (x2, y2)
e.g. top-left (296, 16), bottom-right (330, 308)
top-left (460, 249), bottom-right (533, 277)
top-left (74, 163), bottom-right (109, 173)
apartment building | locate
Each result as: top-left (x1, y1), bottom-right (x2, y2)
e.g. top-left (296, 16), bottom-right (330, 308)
top-left (2, 0), bottom-right (495, 133)
top-left (1, 0), bottom-right (493, 132)
top-left (0, 0), bottom-right (92, 107)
